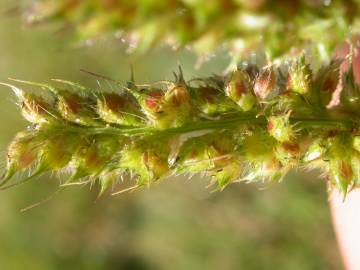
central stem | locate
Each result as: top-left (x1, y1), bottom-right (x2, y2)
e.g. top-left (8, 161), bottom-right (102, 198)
top-left (62, 113), bottom-right (357, 137)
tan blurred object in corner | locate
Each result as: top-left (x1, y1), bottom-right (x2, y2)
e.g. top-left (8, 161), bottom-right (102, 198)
top-left (331, 44), bottom-right (360, 270)
top-left (331, 189), bottom-right (360, 270)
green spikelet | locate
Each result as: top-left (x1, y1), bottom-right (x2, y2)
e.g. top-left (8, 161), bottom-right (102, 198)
top-left (254, 67), bottom-right (277, 100)
top-left (352, 136), bottom-right (360, 153)
top-left (175, 131), bottom-right (237, 175)
top-left (267, 113), bottom-right (295, 143)
top-left (225, 68), bottom-right (256, 112)
top-left (2, 130), bottom-right (41, 182)
top-left (275, 143), bottom-right (301, 166)
top-left (119, 139), bottom-right (170, 186)
top-left (192, 83), bottom-right (238, 115)
top-left (302, 139), bottom-right (326, 163)
top-left (326, 133), bottom-right (355, 196)
top-left (35, 130), bottom-right (81, 173)
top-left (314, 59), bottom-right (342, 107)
top-left (69, 135), bottom-right (120, 180)
top-left (0, 82), bottom-right (56, 125)
top-left (2, 56), bottom-right (360, 197)
top-left (341, 63), bottom-right (360, 112)
top-left (287, 55), bottom-right (312, 95)
top-left (56, 90), bottom-right (99, 126)
top-left (96, 92), bottom-right (145, 126)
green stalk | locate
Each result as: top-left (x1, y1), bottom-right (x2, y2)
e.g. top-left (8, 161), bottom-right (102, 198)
top-left (64, 115), bottom-right (356, 137)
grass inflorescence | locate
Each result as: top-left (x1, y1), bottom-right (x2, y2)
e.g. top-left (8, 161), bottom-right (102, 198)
top-left (2, 55), bottom-right (360, 197)
top-left (22, 0), bottom-right (360, 63)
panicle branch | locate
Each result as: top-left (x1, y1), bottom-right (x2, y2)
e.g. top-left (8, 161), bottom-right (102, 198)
top-left (22, 0), bottom-right (360, 63)
top-left (2, 55), bottom-right (360, 197)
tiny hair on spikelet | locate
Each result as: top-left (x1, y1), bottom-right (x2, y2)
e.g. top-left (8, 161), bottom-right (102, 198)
top-left (2, 54), bottom-right (360, 199)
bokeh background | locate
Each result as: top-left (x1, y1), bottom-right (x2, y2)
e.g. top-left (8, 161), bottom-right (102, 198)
top-left (0, 1), bottom-right (343, 269)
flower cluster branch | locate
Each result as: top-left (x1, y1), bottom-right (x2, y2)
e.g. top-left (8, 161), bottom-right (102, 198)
top-left (2, 55), bottom-right (360, 196)
top-left (23, 0), bottom-right (360, 62)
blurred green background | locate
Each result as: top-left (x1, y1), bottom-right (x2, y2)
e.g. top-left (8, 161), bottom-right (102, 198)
top-left (0, 1), bottom-right (343, 269)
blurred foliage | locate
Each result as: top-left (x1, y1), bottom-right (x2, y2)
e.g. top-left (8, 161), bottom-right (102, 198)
top-left (0, 0), bottom-right (343, 269)
top-left (20, 0), bottom-right (360, 66)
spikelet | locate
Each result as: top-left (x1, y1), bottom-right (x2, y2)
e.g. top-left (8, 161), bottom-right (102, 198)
top-left (96, 92), bottom-right (144, 126)
top-left (287, 55), bottom-right (312, 96)
top-left (3, 130), bottom-right (41, 181)
top-left (225, 69), bottom-right (256, 112)
top-left (2, 55), bottom-right (360, 198)
top-left (254, 67), bottom-right (277, 100)
top-left (267, 112), bottom-right (295, 143)
top-left (326, 133), bottom-right (355, 195)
